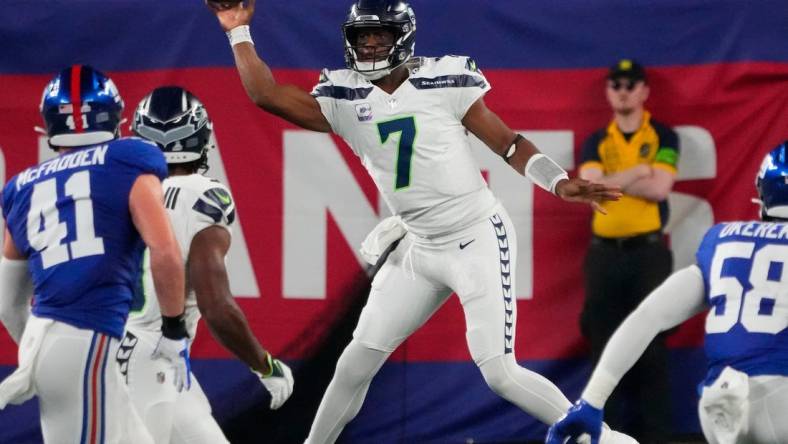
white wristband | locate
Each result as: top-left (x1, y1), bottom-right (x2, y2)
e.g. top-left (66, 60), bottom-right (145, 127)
top-left (525, 153), bottom-right (569, 195)
top-left (227, 25), bottom-right (253, 47)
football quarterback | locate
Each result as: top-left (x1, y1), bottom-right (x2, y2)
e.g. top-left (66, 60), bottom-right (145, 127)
top-left (207, 1), bottom-right (625, 443)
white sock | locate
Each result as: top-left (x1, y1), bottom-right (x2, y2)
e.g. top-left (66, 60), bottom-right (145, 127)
top-left (479, 354), bottom-right (572, 424)
top-left (305, 340), bottom-right (390, 444)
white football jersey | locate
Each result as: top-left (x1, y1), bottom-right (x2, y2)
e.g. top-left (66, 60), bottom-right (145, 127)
top-left (312, 55), bottom-right (498, 237)
top-left (127, 174), bottom-right (235, 339)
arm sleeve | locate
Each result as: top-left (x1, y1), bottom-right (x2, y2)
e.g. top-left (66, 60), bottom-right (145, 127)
top-left (451, 57), bottom-right (491, 121)
top-left (653, 123), bottom-right (680, 174)
top-left (0, 258), bottom-right (32, 344)
top-left (581, 265), bottom-right (707, 408)
top-left (694, 224), bottom-right (724, 295)
top-left (579, 131), bottom-right (604, 172)
top-left (189, 184), bottom-right (236, 239)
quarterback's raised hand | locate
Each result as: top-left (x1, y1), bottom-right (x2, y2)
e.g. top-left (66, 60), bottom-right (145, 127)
top-left (205, 0), bottom-right (330, 132)
top-left (253, 353), bottom-right (294, 409)
top-left (206, 0), bottom-right (255, 32)
top-left (545, 400), bottom-right (604, 444)
top-left (555, 178), bottom-right (622, 214)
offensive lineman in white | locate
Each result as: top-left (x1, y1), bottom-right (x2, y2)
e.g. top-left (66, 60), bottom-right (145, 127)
top-left (119, 86), bottom-right (294, 444)
top-left (207, 1), bottom-right (631, 442)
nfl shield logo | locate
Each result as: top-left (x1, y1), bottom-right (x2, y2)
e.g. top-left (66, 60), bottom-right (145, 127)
top-left (355, 103), bottom-right (373, 122)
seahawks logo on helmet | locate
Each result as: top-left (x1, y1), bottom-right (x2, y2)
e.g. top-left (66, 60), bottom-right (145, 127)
top-left (132, 86), bottom-right (213, 167)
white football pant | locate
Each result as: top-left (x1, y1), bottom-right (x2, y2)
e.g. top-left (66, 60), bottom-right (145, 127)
top-left (306, 205), bottom-right (586, 444)
top-left (28, 316), bottom-right (153, 444)
top-left (354, 205), bottom-right (518, 364)
top-left (117, 327), bottom-right (228, 444)
top-left (699, 374), bottom-right (788, 444)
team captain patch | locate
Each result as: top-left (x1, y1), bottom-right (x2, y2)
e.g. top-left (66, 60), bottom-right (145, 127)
top-left (355, 103), bottom-right (373, 122)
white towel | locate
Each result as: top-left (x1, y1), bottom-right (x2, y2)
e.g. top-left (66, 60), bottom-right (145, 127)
top-left (0, 316), bottom-right (53, 408)
top-left (359, 216), bottom-right (407, 265)
top-left (700, 366), bottom-right (750, 444)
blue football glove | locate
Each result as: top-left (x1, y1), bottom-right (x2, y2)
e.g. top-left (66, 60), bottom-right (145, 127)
top-left (545, 399), bottom-right (604, 444)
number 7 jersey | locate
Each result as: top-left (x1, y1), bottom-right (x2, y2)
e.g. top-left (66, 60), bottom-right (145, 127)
top-left (1, 138), bottom-right (168, 339)
top-left (695, 221), bottom-right (788, 384)
top-left (312, 55), bottom-right (498, 237)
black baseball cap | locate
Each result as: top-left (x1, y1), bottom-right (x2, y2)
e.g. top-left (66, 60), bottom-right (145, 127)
top-left (608, 59), bottom-right (647, 82)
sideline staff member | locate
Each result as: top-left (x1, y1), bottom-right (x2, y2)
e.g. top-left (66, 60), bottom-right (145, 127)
top-left (578, 59), bottom-right (679, 443)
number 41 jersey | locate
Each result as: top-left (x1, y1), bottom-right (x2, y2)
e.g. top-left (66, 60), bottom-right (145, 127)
top-left (312, 55), bottom-right (498, 237)
top-left (1, 138), bottom-right (168, 339)
top-left (695, 221), bottom-right (788, 384)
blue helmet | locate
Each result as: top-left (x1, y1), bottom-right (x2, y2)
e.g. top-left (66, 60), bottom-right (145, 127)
top-left (755, 141), bottom-right (788, 220)
top-left (342, 0), bottom-right (416, 81)
top-left (40, 65), bottom-right (124, 148)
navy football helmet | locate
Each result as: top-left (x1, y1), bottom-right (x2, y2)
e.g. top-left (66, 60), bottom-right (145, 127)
top-left (40, 65), bottom-right (124, 148)
top-left (343, 0), bottom-right (416, 80)
top-left (755, 141), bottom-right (788, 220)
top-left (131, 86), bottom-right (213, 167)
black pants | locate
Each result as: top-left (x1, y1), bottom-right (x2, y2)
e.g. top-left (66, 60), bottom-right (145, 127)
top-left (581, 235), bottom-right (673, 444)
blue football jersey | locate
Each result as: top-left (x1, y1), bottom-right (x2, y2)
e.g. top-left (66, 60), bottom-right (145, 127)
top-left (2, 138), bottom-right (167, 338)
top-left (695, 221), bottom-right (788, 385)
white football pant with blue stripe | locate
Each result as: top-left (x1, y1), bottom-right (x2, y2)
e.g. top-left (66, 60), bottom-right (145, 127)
top-left (27, 315), bottom-right (153, 444)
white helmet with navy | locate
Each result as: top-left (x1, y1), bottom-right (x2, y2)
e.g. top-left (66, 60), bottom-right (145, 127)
top-left (132, 86), bottom-right (213, 168)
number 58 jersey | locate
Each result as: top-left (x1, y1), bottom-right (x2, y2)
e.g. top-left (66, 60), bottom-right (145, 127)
top-left (312, 55), bottom-right (498, 237)
top-left (1, 138), bottom-right (168, 339)
top-left (695, 221), bottom-right (788, 384)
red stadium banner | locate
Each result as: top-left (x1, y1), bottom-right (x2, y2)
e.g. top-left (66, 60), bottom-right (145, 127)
top-left (2, 64), bottom-right (786, 365)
